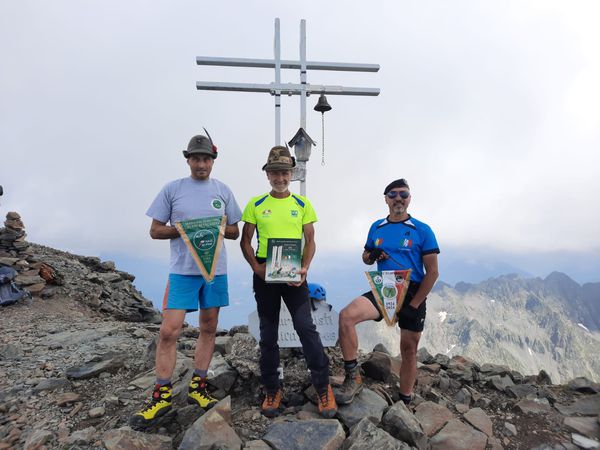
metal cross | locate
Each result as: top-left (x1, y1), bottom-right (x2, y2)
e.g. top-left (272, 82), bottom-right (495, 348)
top-left (196, 18), bottom-right (380, 195)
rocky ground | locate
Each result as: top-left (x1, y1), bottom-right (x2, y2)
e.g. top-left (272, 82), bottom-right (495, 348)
top-left (1, 241), bottom-right (600, 449)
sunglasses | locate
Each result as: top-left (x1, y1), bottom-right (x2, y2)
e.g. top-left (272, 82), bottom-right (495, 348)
top-left (386, 190), bottom-right (410, 199)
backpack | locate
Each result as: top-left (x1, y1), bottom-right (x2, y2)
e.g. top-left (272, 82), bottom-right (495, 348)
top-left (0, 266), bottom-right (31, 307)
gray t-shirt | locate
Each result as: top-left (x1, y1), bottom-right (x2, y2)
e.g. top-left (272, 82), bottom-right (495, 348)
top-left (146, 177), bottom-right (242, 276)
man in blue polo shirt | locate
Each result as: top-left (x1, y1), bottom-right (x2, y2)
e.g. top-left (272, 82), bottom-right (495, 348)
top-left (335, 178), bottom-right (440, 406)
top-left (130, 132), bottom-right (242, 428)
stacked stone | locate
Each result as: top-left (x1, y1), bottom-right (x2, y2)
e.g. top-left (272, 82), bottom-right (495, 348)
top-left (0, 212), bottom-right (46, 296)
top-left (0, 211), bottom-right (29, 254)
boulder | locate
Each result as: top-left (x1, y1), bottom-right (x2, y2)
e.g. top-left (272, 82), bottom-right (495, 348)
top-left (429, 419), bottom-right (487, 450)
top-left (337, 387), bottom-right (389, 429)
top-left (381, 401), bottom-right (427, 449)
top-left (414, 401), bottom-right (454, 437)
top-left (463, 408), bottom-right (493, 437)
top-left (343, 417), bottom-right (412, 449)
top-left (179, 396), bottom-right (242, 450)
top-left (361, 351), bottom-right (401, 382)
top-left (263, 419), bottom-right (345, 450)
top-left (103, 428), bottom-right (172, 450)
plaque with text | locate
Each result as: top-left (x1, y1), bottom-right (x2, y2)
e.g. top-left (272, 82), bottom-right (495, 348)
top-left (175, 216), bottom-right (226, 282)
top-left (365, 270), bottom-right (412, 326)
top-left (265, 238), bottom-right (302, 283)
top-left (248, 301), bottom-right (339, 347)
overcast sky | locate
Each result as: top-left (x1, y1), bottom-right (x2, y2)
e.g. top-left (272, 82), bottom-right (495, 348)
top-left (2, 1), bottom-right (600, 275)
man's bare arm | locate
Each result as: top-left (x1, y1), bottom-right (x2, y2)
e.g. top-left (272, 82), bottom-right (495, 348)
top-left (149, 219), bottom-right (180, 240)
top-left (224, 222), bottom-right (240, 240)
top-left (409, 253), bottom-right (439, 308)
top-left (240, 223), bottom-right (265, 279)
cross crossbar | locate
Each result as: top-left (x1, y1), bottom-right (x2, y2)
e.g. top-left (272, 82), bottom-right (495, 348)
top-left (196, 56), bottom-right (379, 72)
top-left (196, 81), bottom-right (380, 96)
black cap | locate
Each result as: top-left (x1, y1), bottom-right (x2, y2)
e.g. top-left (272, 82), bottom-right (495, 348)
top-left (384, 179), bottom-right (410, 195)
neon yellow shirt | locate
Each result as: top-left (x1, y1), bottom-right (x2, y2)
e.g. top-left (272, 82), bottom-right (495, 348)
top-left (242, 193), bottom-right (317, 258)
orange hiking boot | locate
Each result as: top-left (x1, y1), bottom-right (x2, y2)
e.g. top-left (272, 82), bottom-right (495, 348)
top-left (261, 388), bottom-right (283, 418)
top-left (317, 384), bottom-right (338, 418)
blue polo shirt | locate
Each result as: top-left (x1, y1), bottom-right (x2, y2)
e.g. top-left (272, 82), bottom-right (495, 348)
top-left (364, 215), bottom-right (439, 283)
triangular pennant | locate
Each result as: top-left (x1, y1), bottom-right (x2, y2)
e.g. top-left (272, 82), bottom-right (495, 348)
top-left (365, 270), bottom-right (412, 326)
top-left (175, 215), bottom-right (226, 282)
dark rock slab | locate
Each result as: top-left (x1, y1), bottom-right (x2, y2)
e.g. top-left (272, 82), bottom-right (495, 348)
top-left (463, 408), bottom-right (493, 437)
top-left (454, 387), bottom-right (472, 405)
top-left (381, 401), bottom-right (427, 449)
top-left (337, 387), bottom-right (389, 429)
top-left (568, 377), bottom-right (600, 394)
top-left (66, 354), bottom-right (125, 379)
top-left (563, 416), bottom-right (600, 439)
top-left (414, 401), bottom-right (453, 437)
top-left (479, 363), bottom-right (511, 377)
top-left (487, 374), bottom-right (515, 392)
top-left (103, 428), bottom-right (172, 450)
top-left (506, 384), bottom-right (538, 399)
top-left (362, 351), bottom-right (401, 382)
top-left (515, 398), bottom-right (552, 414)
top-left (373, 343), bottom-right (392, 355)
top-left (33, 377), bottom-right (71, 393)
top-left (179, 396), bottom-right (242, 450)
top-left (208, 354), bottom-right (238, 392)
top-left (555, 394), bottom-right (600, 416)
top-left (416, 347), bottom-right (433, 364)
top-left (429, 418), bottom-right (487, 450)
top-left (175, 405), bottom-right (205, 429)
top-left (343, 417), bottom-right (412, 449)
top-left (263, 419), bottom-right (345, 450)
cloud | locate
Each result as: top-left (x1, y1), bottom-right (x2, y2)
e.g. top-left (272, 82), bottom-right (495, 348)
top-left (1, 0), bottom-right (599, 265)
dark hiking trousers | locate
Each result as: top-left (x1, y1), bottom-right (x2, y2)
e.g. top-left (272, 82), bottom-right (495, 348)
top-left (253, 273), bottom-right (330, 391)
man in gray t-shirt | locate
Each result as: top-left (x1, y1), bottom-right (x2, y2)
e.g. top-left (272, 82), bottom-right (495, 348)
top-left (131, 131), bottom-right (242, 429)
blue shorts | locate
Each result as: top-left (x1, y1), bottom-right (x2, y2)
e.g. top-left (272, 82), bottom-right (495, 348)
top-left (162, 274), bottom-right (229, 312)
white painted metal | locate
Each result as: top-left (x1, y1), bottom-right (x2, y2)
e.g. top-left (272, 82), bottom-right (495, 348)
top-left (274, 19), bottom-right (281, 145)
top-left (299, 20), bottom-right (307, 196)
top-left (196, 56), bottom-right (379, 72)
top-left (195, 81), bottom-right (379, 96)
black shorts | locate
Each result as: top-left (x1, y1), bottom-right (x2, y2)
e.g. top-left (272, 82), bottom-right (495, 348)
top-left (362, 282), bottom-right (426, 332)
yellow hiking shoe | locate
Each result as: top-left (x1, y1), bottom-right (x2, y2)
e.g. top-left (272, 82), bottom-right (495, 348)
top-left (129, 383), bottom-right (172, 429)
top-left (188, 375), bottom-right (217, 410)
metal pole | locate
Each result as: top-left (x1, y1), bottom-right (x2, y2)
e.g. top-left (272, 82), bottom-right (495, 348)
top-left (300, 20), bottom-right (307, 196)
top-left (274, 18), bottom-right (281, 146)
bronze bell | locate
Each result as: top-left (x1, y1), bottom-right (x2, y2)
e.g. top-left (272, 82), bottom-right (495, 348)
top-left (314, 93), bottom-right (332, 113)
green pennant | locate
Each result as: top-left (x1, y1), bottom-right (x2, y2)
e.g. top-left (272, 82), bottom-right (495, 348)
top-left (365, 269), bottom-right (412, 326)
top-left (175, 215), bottom-right (226, 282)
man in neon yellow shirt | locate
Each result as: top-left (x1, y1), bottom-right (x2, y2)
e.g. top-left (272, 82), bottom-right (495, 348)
top-left (240, 146), bottom-right (337, 419)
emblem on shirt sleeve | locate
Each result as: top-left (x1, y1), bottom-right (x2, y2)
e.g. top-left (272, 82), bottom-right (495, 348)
top-left (211, 199), bottom-right (223, 210)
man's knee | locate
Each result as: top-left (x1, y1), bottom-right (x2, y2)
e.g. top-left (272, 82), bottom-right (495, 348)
top-left (159, 323), bottom-right (181, 343)
top-left (400, 333), bottom-right (420, 356)
top-left (199, 315), bottom-right (218, 336)
top-left (340, 298), bottom-right (373, 327)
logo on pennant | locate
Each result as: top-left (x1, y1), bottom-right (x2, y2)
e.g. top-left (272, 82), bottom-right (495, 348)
top-left (175, 215), bottom-right (226, 282)
top-left (365, 269), bottom-right (412, 326)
